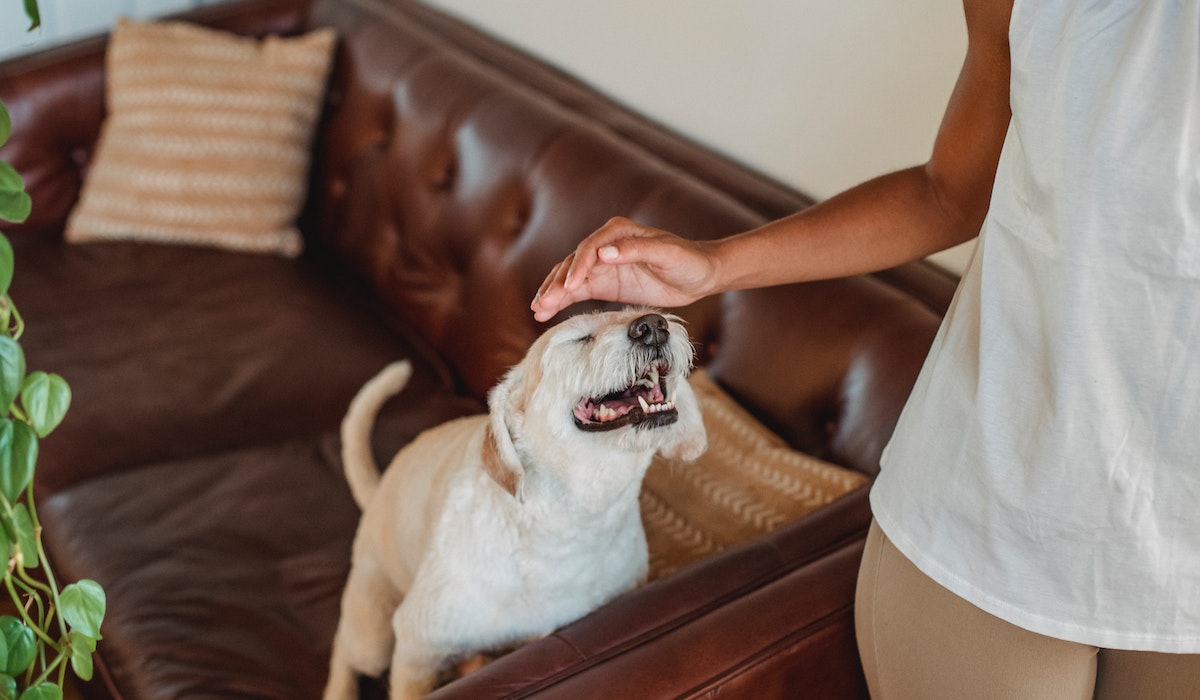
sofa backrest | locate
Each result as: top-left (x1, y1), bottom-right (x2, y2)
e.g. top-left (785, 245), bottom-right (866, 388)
top-left (0, 0), bottom-right (955, 477)
top-left (304, 0), bottom-right (954, 476)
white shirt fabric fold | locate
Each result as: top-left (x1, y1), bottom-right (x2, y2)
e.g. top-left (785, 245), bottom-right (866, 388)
top-left (873, 0), bottom-right (1200, 652)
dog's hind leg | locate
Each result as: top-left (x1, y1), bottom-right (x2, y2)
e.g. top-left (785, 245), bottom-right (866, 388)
top-left (324, 554), bottom-right (402, 700)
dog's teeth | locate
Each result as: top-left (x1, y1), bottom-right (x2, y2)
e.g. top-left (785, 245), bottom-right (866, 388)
top-left (637, 396), bottom-right (651, 413)
top-left (650, 366), bottom-right (659, 385)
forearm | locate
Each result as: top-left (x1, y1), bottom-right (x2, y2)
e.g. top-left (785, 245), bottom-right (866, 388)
top-left (708, 164), bottom-right (984, 293)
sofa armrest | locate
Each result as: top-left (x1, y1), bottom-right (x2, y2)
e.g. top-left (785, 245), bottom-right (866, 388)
top-left (0, 39), bottom-right (106, 238)
top-left (426, 488), bottom-right (872, 699)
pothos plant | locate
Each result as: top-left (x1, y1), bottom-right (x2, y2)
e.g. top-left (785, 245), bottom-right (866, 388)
top-left (0, 3), bottom-right (108, 699)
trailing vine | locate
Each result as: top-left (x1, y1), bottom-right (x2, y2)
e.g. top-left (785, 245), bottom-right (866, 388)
top-left (0, 3), bottom-right (107, 698)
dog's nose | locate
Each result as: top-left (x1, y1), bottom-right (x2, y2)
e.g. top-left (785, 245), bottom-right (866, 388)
top-left (628, 313), bottom-right (669, 348)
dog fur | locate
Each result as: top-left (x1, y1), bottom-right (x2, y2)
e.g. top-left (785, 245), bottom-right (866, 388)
top-left (324, 309), bottom-right (707, 699)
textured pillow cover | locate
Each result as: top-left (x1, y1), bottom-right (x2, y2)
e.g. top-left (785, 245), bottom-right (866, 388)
top-left (64, 19), bottom-right (336, 257)
top-left (641, 370), bottom-right (868, 580)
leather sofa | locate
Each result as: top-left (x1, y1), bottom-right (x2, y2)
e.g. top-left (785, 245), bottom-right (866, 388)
top-left (0, 0), bottom-right (957, 697)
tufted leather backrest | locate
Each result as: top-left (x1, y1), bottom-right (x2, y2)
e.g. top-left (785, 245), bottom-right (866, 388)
top-left (307, 0), bottom-right (757, 393)
top-left (0, 0), bottom-right (955, 476)
top-left (305, 0), bottom-right (954, 475)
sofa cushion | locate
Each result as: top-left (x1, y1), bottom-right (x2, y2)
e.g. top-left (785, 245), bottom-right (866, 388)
top-left (63, 19), bottom-right (335, 257)
top-left (39, 400), bottom-right (480, 700)
top-left (642, 370), bottom-right (868, 580)
top-left (10, 232), bottom-right (461, 494)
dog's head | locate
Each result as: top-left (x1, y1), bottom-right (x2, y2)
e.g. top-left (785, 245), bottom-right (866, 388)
top-left (482, 308), bottom-right (707, 501)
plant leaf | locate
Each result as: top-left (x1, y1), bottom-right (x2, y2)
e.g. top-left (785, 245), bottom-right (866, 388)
top-left (0, 102), bottom-right (10, 149)
top-left (17, 684), bottom-right (61, 700)
top-left (0, 164), bottom-right (30, 226)
top-left (21, 0), bottom-right (39, 32)
top-left (0, 421), bottom-right (35, 503)
top-left (20, 372), bottom-right (69, 437)
top-left (0, 338), bottom-right (24, 411)
top-left (68, 630), bottom-right (95, 681)
top-left (0, 234), bottom-right (13, 300)
top-left (0, 673), bottom-right (15, 700)
top-left (60, 580), bottom-right (105, 640)
top-left (0, 618), bottom-right (34, 678)
top-left (9, 504), bottom-right (35, 569)
top-left (0, 422), bottom-right (14, 502)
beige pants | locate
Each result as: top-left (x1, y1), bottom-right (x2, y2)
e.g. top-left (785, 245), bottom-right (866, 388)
top-left (855, 520), bottom-right (1200, 699)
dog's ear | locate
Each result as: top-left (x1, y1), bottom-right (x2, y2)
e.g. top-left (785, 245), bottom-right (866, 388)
top-left (660, 378), bottom-right (708, 463)
top-left (482, 421), bottom-right (525, 501)
top-left (481, 365), bottom-right (529, 502)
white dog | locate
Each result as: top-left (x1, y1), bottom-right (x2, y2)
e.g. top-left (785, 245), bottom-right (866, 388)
top-left (324, 309), bottom-right (707, 699)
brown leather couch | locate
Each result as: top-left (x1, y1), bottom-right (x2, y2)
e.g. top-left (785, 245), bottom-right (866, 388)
top-left (0, 0), bottom-right (957, 697)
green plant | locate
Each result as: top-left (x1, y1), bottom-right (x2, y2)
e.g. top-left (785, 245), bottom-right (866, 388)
top-left (0, 3), bottom-right (108, 698)
top-left (17, 1), bottom-right (38, 30)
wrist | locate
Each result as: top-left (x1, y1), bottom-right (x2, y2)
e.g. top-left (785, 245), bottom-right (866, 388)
top-left (704, 234), bottom-right (758, 294)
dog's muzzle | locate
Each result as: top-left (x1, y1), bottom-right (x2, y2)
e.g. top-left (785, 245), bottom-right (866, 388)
top-left (572, 314), bottom-right (681, 432)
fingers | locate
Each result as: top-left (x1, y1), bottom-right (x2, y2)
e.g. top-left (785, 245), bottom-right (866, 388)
top-left (532, 218), bottom-right (645, 321)
top-left (535, 255), bottom-right (571, 302)
top-left (532, 257), bottom-right (573, 322)
top-left (531, 217), bottom-right (688, 322)
top-left (562, 217), bottom-right (645, 291)
top-left (532, 271), bottom-right (595, 322)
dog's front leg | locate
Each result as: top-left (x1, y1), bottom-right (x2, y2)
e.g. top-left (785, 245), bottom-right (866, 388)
top-left (323, 641), bottom-right (358, 700)
top-left (388, 600), bottom-right (452, 700)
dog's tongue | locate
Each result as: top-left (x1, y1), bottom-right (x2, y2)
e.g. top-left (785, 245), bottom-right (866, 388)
top-left (574, 377), bottom-right (668, 426)
top-left (574, 396), bottom-right (636, 424)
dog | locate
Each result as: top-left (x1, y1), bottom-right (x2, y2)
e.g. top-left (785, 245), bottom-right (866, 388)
top-left (324, 308), bottom-right (708, 699)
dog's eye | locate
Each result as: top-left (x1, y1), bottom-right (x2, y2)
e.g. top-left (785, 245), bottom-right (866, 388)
top-left (576, 334), bottom-right (595, 344)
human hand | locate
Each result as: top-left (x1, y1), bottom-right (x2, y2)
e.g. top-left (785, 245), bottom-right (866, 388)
top-left (531, 217), bottom-right (719, 322)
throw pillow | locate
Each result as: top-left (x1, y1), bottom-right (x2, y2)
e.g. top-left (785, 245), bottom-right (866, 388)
top-left (640, 369), bottom-right (869, 580)
top-left (64, 19), bottom-right (337, 257)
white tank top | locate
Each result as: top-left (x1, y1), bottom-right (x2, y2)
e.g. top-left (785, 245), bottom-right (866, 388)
top-left (872, 0), bottom-right (1200, 651)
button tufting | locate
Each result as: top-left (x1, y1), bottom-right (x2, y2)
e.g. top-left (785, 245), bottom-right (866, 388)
top-left (328, 178), bottom-right (346, 199)
top-left (507, 196), bottom-right (531, 236)
top-left (430, 152), bottom-right (457, 191)
top-left (70, 146), bottom-right (91, 168)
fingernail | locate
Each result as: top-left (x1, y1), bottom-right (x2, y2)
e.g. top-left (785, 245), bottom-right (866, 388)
top-left (599, 246), bottom-right (618, 261)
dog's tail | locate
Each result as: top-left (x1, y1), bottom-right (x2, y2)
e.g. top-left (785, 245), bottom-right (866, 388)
top-left (341, 360), bottom-right (412, 509)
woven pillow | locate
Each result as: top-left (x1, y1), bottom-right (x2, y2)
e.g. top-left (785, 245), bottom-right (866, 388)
top-left (640, 370), bottom-right (869, 581)
top-left (64, 19), bottom-right (337, 257)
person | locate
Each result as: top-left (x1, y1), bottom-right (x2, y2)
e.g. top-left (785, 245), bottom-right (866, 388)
top-left (531, 0), bottom-right (1200, 697)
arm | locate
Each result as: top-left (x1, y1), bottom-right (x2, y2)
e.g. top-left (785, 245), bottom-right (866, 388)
top-left (533, 0), bottom-right (1012, 322)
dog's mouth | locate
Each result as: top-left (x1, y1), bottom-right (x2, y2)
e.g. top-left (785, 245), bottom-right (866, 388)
top-left (573, 362), bottom-right (678, 432)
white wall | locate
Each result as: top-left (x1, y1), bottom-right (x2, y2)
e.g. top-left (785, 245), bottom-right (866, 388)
top-left (425, 0), bottom-right (976, 273)
top-left (1, 0), bottom-right (976, 273)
